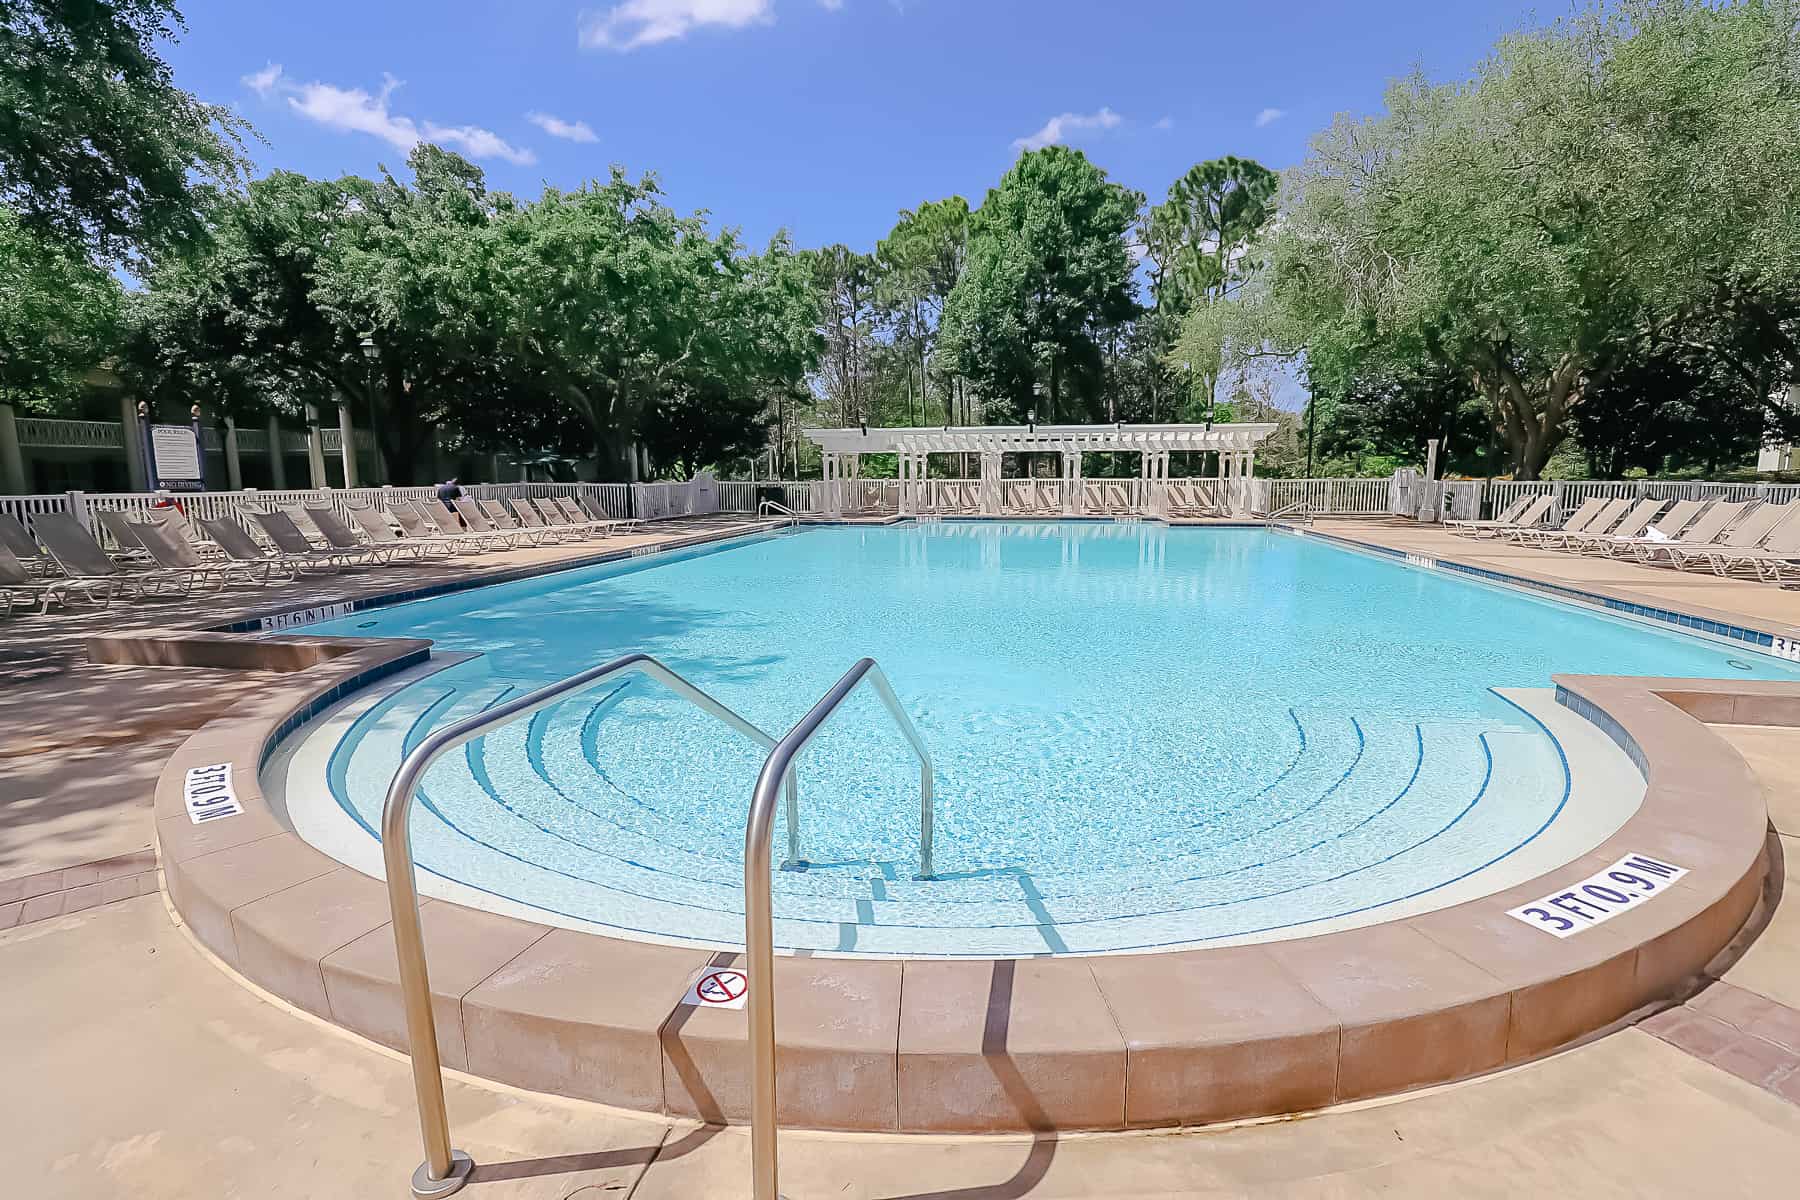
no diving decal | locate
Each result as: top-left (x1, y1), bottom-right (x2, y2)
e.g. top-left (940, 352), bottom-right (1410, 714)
top-left (680, 967), bottom-right (749, 1011)
top-left (184, 763), bottom-right (243, 824)
top-left (1506, 853), bottom-right (1687, 937)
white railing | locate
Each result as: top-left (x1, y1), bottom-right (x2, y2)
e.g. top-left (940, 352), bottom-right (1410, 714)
top-left (6, 481), bottom-right (645, 550)
top-left (1255, 478), bottom-right (1394, 517)
top-left (1481, 479), bottom-right (1800, 524)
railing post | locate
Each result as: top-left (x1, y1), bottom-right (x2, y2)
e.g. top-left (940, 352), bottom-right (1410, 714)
top-left (65, 490), bottom-right (91, 533)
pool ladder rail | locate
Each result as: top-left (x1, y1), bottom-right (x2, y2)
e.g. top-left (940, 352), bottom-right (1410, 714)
top-left (378, 652), bottom-right (936, 1199)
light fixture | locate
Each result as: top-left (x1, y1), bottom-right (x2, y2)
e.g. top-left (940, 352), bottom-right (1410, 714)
top-left (360, 332), bottom-right (379, 361)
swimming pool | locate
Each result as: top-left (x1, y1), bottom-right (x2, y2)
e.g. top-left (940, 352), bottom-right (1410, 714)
top-left (274, 522), bottom-right (1800, 956)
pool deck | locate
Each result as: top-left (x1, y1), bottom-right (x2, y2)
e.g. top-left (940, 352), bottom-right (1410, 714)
top-left (5, 512), bottom-right (1800, 1192)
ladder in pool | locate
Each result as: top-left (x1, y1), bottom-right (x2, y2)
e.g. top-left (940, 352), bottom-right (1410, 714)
top-left (377, 651), bottom-right (935, 1199)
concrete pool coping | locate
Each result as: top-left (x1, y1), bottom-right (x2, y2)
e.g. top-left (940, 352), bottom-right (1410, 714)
top-left (106, 519), bottom-right (1779, 1134)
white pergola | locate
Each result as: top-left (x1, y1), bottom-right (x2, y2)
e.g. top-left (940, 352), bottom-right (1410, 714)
top-left (803, 422), bottom-right (1279, 517)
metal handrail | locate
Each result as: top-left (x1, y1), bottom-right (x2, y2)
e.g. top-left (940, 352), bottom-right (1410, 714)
top-left (380, 652), bottom-right (795, 1198)
top-left (758, 498), bottom-right (801, 523)
top-left (1270, 498), bottom-right (1316, 524)
top-left (743, 658), bottom-right (935, 1200)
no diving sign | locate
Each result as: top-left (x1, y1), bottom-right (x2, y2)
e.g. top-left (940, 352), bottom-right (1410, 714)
top-left (681, 967), bottom-right (749, 1011)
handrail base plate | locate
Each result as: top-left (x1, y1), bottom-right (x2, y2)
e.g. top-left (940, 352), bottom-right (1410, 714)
top-left (411, 1152), bottom-right (475, 1198)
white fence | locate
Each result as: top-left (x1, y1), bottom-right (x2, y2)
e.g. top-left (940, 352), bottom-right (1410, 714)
top-left (1, 482), bottom-right (639, 549)
top-left (1482, 478), bottom-right (1800, 524)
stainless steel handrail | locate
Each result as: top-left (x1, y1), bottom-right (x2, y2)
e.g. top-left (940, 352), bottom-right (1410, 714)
top-left (1270, 498), bottom-right (1316, 524)
top-left (758, 498), bottom-right (801, 524)
top-left (380, 652), bottom-right (795, 1198)
top-left (743, 658), bottom-right (935, 1200)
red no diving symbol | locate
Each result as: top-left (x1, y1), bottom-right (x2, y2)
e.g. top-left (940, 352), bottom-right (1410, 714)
top-left (696, 969), bottom-right (747, 1005)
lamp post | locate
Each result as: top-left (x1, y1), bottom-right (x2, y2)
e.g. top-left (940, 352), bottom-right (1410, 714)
top-left (137, 399), bottom-right (155, 491)
top-left (360, 332), bottom-right (383, 484)
top-left (191, 404), bottom-right (204, 490)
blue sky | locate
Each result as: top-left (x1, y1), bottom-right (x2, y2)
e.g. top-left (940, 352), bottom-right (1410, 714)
top-left (171, 0), bottom-right (1546, 253)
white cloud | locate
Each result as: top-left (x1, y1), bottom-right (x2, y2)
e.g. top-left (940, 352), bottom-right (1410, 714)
top-left (1254, 107), bottom-right (1286, 128)
top-left (1154, 115), bottom-right (1174, 131)
top-left (579, 0), bottom-right (774, 51)
top-left (1013, 107), bottom-right (1123, 151)
top-left (819, 0), bottom-right (844, 8)
top-left (242, 63), bottom-right (284, 97)
top-left (270, 72), bottom-right (536, 165)
top-left (527, 112), bottom-right (599, 143)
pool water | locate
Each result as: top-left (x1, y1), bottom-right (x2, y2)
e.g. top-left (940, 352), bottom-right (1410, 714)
top-left (287, 523), bottom-right (1799, 955)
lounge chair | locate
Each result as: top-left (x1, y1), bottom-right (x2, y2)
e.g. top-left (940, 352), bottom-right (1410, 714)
top-left (0, 512), bottom-right (53, 575)
top-left (152, 506), bottom-right (223, 557)
top-left (1448, 495), bottom-right (1534, 536)
top-left (1557, 498), bottom-right (1667, 553)
top-left (1629, 501), bottom-right (1751, 567)
top-left (1470, 494), bottom-right (1559, 540)
top-left (1668, 503), bottom-right (1800, 579)
top-left (521, 497), bottom-right (598, 538)
top-left (29, 512), bottom-right (202, 598)
top-left (198, 517), bottom-right (315, 578)
top-left (450, 498), bottom-right (529, 548)
top-left (93, 510), bottom-right (157, 563)
top-left (0, 543), bottom-right (112, 615)
top-left (1577, 499), bottom-right (1707, 558)
top-left (126, 519), bottom-right (275, 589)
top-left (249, 510), bottom-right (378, 571)
top-left (389, 499), bottom-right (495, 554)
top-left (301, 504), bottom-right (405, 563)
top-left (1514, 497), bottom-right (1628, 546)
top-left (482, 498), bottom-right (566, 545)
top-left (574, 491), bottom-right (640, 532)
top-left (347, 506), bottom-right (454, 560)
top-left (548, 497), bottom-right (620, 536)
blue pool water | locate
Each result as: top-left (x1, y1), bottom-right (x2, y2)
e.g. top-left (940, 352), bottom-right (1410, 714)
top-left (288, 523), bottom-right (1800, 955)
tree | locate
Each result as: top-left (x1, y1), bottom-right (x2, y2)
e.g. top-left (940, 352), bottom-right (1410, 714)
top-left (126, 148), bottom-right (527, 482)
top-left (1, 0), bottom-right (248, 264)
top-left (941, 146), bottom-right (1143, 422)
top-left (1263, 0), bottom-right (1800, 479)
top-left (875, 196), bottom-right (970, 426)
top-left (813, 245), bottom-right (876, 427)
top-left (0, 206), bottom-right (122, 411)
top-left (1142, 157), bottom-right (1276, 315)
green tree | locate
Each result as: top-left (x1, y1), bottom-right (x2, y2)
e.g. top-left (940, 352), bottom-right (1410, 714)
top-left (1142, 157), bottom-right (1276, 315)
top-left (941, 146), bottom-right (1143, 422)
top-left (0, 206), bottom-right (122, 411)
top-left (1, 0), bottom-right (248, 263)
top-left (1264, 0), bottom-right (1800, 478)
top-left (875, 196), bottom-right (970, 426)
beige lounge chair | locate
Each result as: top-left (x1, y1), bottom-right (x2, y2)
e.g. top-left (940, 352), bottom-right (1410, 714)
top-left (347, 506), bottom-right (455, 559)
top-left (1480, 494), bottom-right (1559, 540)
top-left (1671, 503), bottom-right (1800, 579)
top-left (1515, 497), bottom-right (1627, 546)
top-left (1448, 495), bottom-right (1534, 536)
top-left (1579, 499), bottom-right (1706, 557)
top-left (0, 543), bottom-right (112, 615)
top-left (451, 498), bottom-right (529, 549)
top-left (1558, 498), bottom-right (1667, 552)
top-left (126, 518), bottom-right (275, 589)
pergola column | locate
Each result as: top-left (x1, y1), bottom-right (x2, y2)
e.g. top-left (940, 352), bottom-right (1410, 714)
top-left (337, 401), bottom-right (359, 489)
top-left (1062, 451), bottom-right (1083, 515)
top-left (979, 451), bottom-right (1002, 515)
